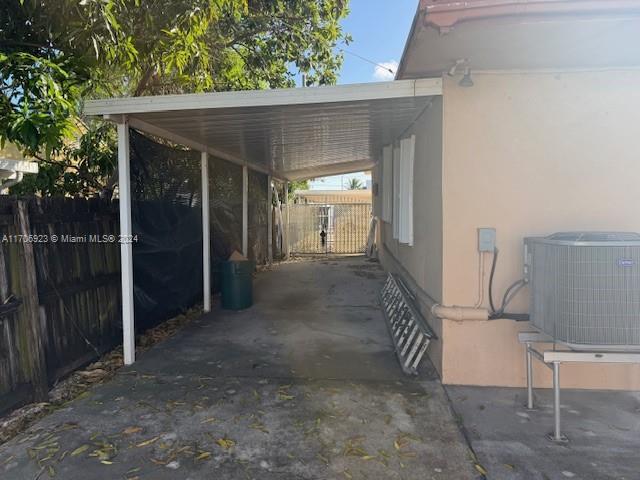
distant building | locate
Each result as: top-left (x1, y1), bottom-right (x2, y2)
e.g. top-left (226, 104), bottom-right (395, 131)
top-left (293, 189), bottom-right (371, 204)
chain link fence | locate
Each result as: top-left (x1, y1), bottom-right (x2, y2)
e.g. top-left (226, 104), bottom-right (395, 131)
top-left (289, 203), bottom-right (371, 255)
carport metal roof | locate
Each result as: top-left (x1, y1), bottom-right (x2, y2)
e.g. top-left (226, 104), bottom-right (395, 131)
top-left (87, 78), bottom-right (442, 366)
top-left (84, 78), bottom-right (442, 181)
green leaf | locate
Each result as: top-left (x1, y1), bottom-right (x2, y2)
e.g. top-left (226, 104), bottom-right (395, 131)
top-left (0, 0), bottom-right (349, 195)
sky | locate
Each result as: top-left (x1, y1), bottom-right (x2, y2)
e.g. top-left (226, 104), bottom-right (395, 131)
top-left (337, 0), bottom-right (417, 85)
top-left (310, 0), bottom-right (417, 190)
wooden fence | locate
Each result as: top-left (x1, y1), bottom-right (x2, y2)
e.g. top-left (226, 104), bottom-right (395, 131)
top-left (0, 197), bottom-right (121, 415)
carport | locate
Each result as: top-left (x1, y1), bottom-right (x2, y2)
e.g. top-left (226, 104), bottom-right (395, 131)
top-left (84, 78), bottom-right (442, 365)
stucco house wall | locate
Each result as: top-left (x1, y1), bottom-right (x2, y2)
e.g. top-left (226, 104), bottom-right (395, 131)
top-left (376, 70), bottom-right (640, 389)
top-left (439, 71), bottom-right (640, 389)
top-left (376, 96), bottom-right (445, 374)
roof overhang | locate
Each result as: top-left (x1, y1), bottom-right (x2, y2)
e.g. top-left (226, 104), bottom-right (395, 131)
top-left (84, 79), bottom-right (442, 181)
top-left (420, 0), bottom-right (640, 30)
top-left (398, 0), bottom-right (640, 78)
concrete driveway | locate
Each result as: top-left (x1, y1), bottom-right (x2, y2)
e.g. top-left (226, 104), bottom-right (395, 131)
top-left (448, 385), bottom-right (640, 480)
top-left (0, 257), bottom-right (477, 480)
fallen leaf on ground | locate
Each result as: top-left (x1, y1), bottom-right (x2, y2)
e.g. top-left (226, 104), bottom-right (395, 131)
top-left (216, 438), bottom-right (235, 450)
top-left (71, 445), bottom-right (89, 457)
top-left (249, 422), bottom-right (269, 434)
top-left (136, 436), bottom-right (160, 448)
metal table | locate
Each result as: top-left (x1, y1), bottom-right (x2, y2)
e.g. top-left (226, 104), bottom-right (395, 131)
top-left (518, 330), bottom-right (640, 442)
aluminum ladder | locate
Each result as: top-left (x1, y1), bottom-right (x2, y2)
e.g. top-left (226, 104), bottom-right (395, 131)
top-left (380, 273), bottom-right (435, 375)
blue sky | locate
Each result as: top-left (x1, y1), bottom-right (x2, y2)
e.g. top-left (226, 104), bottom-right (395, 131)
top-left (310, 0), bottom-right (417, 190)
top-left (337, 0), bottom-right (417, 85)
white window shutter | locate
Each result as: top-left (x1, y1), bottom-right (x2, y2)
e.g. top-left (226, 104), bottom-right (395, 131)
top-left (399, 135), bottom-right (415, 246)
top-left (382, 145), bottom-right (392, 223)
top-left (392, 145), bottom-right (401, 239)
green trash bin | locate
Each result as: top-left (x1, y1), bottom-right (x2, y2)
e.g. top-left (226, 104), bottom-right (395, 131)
top-left (220, 260), bottom-right (254, 310)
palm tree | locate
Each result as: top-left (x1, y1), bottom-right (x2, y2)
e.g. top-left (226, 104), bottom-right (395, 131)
top-left (347, 178), bottom-right (363, 190)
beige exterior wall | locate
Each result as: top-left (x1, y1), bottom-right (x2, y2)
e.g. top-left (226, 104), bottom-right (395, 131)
top-left (377, 97), bottom-right (445, 374)
top-left (440, 71), bottom-right (640, 390)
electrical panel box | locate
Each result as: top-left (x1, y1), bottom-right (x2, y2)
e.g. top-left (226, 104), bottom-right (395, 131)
top-left (478, 228), bottom-right (496, 252)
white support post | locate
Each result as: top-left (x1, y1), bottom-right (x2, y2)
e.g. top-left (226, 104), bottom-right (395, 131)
top-left (242, 165), bottom-right (248, 257)
top-left (267, 175), bottom-right (273, 264)
top-left (201, 151), bottom-right (211, 312)
top-left (284, 181), bottom-right (290, 259)
top-left (526, 343), bottom-right (534, 410)
top-left (117, 120), bottom-right (135, 365)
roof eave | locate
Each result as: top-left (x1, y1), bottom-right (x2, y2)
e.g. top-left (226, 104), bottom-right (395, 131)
top-left (83, 78), bottom-right (442, 117)
top-left (419, 0), bottom-right (640, 30)
top-left (395, 5), bottom-right (425, 81)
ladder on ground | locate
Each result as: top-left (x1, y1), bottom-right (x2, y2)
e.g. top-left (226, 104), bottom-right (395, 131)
top-left (380, 274), bottom-right (435, 375)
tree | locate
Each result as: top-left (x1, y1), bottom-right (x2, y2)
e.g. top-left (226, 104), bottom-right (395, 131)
top-left (1, 0), bottom-right (351, 196)
top-left (287, 179), bottom-right (309, 200)
top-left (347, 177), bottom-right (363, 190)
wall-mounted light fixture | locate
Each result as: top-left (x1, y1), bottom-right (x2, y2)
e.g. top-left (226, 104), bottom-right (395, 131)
top-left (447, 58), bottom-right (467, 77)
top-left (459, 67), bottom-right (474, 87)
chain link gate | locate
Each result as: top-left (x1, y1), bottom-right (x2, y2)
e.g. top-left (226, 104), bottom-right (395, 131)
top-left (289, 203), bottom-right (372, 254)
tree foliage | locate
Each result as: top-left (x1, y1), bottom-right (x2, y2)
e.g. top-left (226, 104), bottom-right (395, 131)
top-left (287, 179), bottom-right (309, 200)
top-left (0, 0), bottom-right (350, 195)
top-left (347, 177), bottom-right (363, 190)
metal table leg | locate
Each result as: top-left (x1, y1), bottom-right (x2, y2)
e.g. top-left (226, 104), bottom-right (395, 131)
top-left (526, 343), bottom-right (534, 410)
top-left (549, 361), bottom-right (568, 442)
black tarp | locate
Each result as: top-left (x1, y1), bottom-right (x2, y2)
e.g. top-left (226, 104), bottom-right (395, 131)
top-left (129, 129), bottom-right (268, 329)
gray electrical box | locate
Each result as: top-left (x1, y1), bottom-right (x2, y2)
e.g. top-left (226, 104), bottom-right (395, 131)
top-left (478, 228), bottom-right (496, 252)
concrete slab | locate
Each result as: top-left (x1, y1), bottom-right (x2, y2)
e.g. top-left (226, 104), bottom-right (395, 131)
top-left (447, 385), bottom-right (640, 480)
top-left (0, 257), bottom-right (476, 480)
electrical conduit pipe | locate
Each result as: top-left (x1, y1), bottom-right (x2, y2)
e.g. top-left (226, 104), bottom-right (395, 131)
top-left (431, 304), bottom-right (489, 322)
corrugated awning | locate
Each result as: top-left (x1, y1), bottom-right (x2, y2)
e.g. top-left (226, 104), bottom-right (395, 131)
top-left (84, 79), bottom-right (442, 180)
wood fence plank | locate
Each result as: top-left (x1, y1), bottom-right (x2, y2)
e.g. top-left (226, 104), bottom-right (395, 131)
top-left (15, 199), bottom-right (48, 401)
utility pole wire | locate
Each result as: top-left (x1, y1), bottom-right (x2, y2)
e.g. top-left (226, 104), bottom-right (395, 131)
top-left (339, 49), bottom-right (396, 75)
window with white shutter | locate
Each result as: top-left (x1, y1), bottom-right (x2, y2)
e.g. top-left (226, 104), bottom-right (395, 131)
top-left (399, 135), bottom-right (415, 246)
top-left (392, 144), bottom-right (401, 239)
top-left (381, 145), bottom-right (392, 223)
